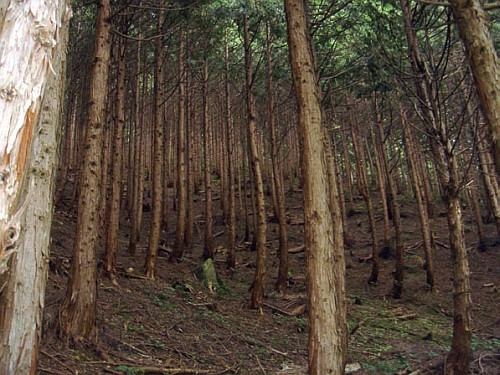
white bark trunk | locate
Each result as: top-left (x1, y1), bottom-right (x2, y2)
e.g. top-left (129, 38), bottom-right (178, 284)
top-left (0, 1), bottom-right (70, 373)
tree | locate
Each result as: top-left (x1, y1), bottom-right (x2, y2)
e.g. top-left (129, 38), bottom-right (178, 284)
top-left (202, 58), bottom-right (214, 260)
top-left (448, 0), bottom-right (499, 176)
top-left (58, 0), bottom-right (111, 342)
top-left (244, 13), bottom-right (268, 310)
top-left (400, 1), bottom-right (472, 372)
top-left (0, 1), bottom-right (70, 372)
top-left (102, 31), bottom-right (126, 285)
top-left (284, 0), bottom-right (348, 373)
top-left (171, 27), bottom-right (188, 263)
top-left (266, 21), bottom-right (289, 294)
top-left (145, 3), bottom-right (165, 278)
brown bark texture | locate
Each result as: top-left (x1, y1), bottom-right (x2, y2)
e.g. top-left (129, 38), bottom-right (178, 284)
top-left (448, 0), bottom-right (499, 176)
top-left (285, 0), bottom-right (348, 373)
top-left (58, 0), bottom-right (111, 342)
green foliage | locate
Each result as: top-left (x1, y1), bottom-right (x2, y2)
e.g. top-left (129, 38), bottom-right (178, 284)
top-left (115, 365), bottom-right (145, 375)
top-left (471, 337), bottom-right (500, 351)
top-left (151, 291), bottom-right (177, 310)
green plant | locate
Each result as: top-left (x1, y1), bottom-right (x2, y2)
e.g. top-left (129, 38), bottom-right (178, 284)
top-left (115, 365), bottom-right (144, 375)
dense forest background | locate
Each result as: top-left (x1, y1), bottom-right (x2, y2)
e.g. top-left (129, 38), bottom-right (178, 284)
top-left (0, 0), bottom-right (499, 374)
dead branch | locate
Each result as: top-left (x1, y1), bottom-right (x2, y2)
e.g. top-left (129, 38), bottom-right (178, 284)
top-left (288, 245), bottom-right (305, 254)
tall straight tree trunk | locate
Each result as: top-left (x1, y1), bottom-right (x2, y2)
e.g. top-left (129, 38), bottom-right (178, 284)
top-left (185, 68), bottom-right (194, 248)
top-left (202, 60), bottom-right (214, 260)
top-left (351, 107), bottom-right (379, 284)
top-left (171, 28), bottom-right (188, 263)
top-left (244, 14), bottom-right (267, 309)
top-left (448, 0), bottom-right (499, 175)
top-left (103, 33), bottom-right (126, 284)
top-left (225, 39), bottom-right (237, 271)
top-left (369, 121), bottom-right (390, 245)
top-left (59, 0), bottom-right (111, 342)
top-left (400, 1), bottom-right (472, 371)
top-left (128, 35), bottom-right (143, 255)
top-left (372, 94), bottom-right (404, 298)
top-left (266, 22), bottom-right (288, 293)
top-left (0, 2), bottom-right (70, 372)
top-left (285, 0), bottom-right (347, 373)
top-left (144, 5), bottom-right (164, 279)
top-left (399, 101), bottom-right (435, 289)
top-left (443, 153), bottom-right (472, 375)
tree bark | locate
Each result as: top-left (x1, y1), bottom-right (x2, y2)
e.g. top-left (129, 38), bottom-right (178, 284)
top-left (285, 0), bottom-right (348, 373)
top-left (144, 4), bottom-right (164, 279)
top-left (266, 21), bottom-right (289, 294)
top-left (224, 39), bottom-right (237, 271)
top-left (243, 14), bottom-right (267, 309)
top-left (202, 60), bottom-right (214, 260)
top-left (128, 34), bottom-right (144, 256)
top-left (59, 0), bottom-right (111, 342)
top-left (171, 28), bottom-right (188, 263)
top-left (0, 2), bottom-right (70, 372)
top-left (448, 0), bottom-right (499, 176)
top-left (103, 32), bottom-right (126, 284)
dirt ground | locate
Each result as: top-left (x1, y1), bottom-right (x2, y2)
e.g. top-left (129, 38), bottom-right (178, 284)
top-left (40, 182), bottom-right (499, 374)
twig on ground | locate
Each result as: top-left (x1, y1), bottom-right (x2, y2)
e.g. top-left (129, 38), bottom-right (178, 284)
top-left (255, 355), bottom-right (267, 374)
top-left (40, 350), bottom-right (75, 374)
top-left (288, 245), bottom-right (305, 254)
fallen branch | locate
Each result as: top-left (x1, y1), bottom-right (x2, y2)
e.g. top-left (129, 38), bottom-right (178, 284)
top-left (116, 366), bottom-right (211, 374)
top-left (40, 350), bottom-right (75, 374)
top-left (288, 245), bottom-right (305, 254)
top-left (214, 230), bottom-right (225, 238)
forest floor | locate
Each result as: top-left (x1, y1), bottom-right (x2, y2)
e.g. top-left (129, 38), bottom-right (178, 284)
top-left (40, 182), bottom-right (499, 374)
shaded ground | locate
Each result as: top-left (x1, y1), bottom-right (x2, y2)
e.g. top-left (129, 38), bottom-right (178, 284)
top-left (40, 183), bottom-right (499, 374)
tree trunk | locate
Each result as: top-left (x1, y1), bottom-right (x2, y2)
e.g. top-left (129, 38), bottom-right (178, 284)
top-left (144, 5), bottom-right (164, 279)
top-left (225, 39), bottom-right (237, 271)
top-left (400, 100), bottom-right (435, 289)
top-left (351, 106), bottom-right (379, 284)
top-left (0, 2), bottom-right (70, 372)
top-left (103, 32), bottom-right (126, 284)
top-left (266, 21), bottom-right (288, 294)
top-left (202, 60), bottom-right (214, 260)
top-left (59, 0), bottom-right (111, 342)
top-left (185, 69), bottom-right (194, 248)
top-left (372, 94), bottom-right (404, 298)
top-left (128, 35), bottom-right (144, 256)
top-left (443, 157), bottom-right (472, 375)
top-left (171, 28), bottom-right (188, 263)
top-left (400, 1), bottom-right (472, 370)
top-left (448, 0), bottom-right (499, 176)
top-left (244, 14), bottom-right (267, 309)
top-left (285, 0), bottom-right (348, 373)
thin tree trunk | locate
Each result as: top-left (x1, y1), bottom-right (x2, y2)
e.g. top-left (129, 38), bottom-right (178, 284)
top-left (103, 33), bottom-right (126, 284)
top-left (225, 40), bottom-right (237, 271)
top-left (128, 35), bottom-right (143, 255)
top-left (443, 156), bottom-right (472, 375)
top-left (372, 94), bottom-right (404, 298)
top-left (400, 100), bottom-right (435, 289)
top-left (266, 21), bottom-right (288, 293)
top-left (171, 28), bottom-right (188, 263)
top-left (144, 5), bottom-right (164, 279)
top-left (244, 14), bottom-right (267, 309)
top-left (59, 0), bottom-right (111, 342)
top-left (185, 70), bottom-right (194, 248)
top-left (202, 60), bottom-right (214, 260)
top-left (351, 105), bottom-right (379, 284)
